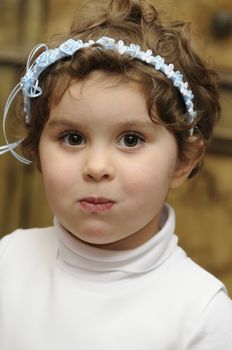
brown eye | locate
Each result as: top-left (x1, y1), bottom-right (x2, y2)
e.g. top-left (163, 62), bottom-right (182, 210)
top-left (62, 133), bottom-right (85, 146)
top-left (119, 133), bottom-right (145, 148)
top-left (124, 134), bottom-right (140, 147)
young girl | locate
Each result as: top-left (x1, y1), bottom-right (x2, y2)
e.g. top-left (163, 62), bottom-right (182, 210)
top-left (0, 0), bottom-right (232, 349)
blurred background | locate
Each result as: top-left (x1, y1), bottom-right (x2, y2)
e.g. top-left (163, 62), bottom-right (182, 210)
top-left (0, 0), bottom-right (232, 296)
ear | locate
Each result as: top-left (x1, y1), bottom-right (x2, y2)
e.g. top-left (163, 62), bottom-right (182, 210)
top-left (170, 138), bottom-right (204, 189)
top-left (169, 159), bottom-right (198, 189)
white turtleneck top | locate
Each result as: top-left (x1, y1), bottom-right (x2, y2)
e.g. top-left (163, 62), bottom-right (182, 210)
top-left (0, 205), bottom-right (232, 350)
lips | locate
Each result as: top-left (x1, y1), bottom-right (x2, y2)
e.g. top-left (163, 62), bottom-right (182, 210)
top-left (79, 197), bottom-right (116, 212)
top-left (81, 197), bottom-right (114, 204)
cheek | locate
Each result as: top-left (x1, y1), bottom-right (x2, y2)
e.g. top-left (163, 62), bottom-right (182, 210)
top-left (40, 159), bottom-right (74, 203)
top-left (41, 168), bottom-right (77, 219)
top-left (42, 165), bottom-right (77, 197)
top-left (121, 157), bottom-right (175, 197)
top-left (40, 144), bottom-right (76, 190)
top-left (123, 168), bottom-right (154, 195)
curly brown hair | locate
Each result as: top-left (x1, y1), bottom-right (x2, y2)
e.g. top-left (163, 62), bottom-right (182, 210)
top-left (21, 0), bottom-right (220, 177)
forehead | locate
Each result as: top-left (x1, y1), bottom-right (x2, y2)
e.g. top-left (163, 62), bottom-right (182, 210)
top-left (49, 71), bottom-right (152, 121)
top-left (50, 68), bottom-right (148, 104)
top-left (70, 72), bottom-right (143, 103)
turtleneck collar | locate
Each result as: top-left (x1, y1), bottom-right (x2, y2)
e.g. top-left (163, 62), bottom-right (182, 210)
top-left (55, 204), bottom-right (178, 281)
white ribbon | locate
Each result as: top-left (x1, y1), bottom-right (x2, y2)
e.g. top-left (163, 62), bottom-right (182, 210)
top-left (0, 82), bottom-right (31, 164)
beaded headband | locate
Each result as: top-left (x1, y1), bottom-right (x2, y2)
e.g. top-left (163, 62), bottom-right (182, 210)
top-left (0, 36), bottom-right (197, 164)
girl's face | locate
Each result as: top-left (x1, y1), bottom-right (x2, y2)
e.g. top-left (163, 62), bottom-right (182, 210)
top-left (39, 72), bottom-right (182, 250)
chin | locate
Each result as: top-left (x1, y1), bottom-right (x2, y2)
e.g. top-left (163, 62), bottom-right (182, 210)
top-left (72, 222), bottom-right (115, 244)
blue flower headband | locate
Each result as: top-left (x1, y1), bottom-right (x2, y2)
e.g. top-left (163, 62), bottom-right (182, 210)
top-left (0, 36), bottom-right (197, 164)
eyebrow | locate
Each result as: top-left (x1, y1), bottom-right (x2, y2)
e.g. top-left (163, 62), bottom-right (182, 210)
top-left (47, 118), bottom-right (157, 130)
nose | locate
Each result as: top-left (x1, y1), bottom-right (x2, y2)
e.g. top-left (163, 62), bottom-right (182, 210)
top-left (83, 149), bottom-right (115, 182)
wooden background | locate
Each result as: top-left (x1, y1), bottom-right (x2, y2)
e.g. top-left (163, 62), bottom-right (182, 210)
top-left (0, 0), bottom-right (232, 296)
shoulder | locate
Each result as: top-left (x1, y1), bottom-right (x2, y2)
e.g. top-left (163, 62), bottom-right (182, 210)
top-left (165, 251), bottom-right (232, 347)
top-left (0, 226), bottom-right (58, 270)
top-left (169, 254), bottom-right (228, 316)
top-left (0, 226), bottom-right (57, 252)
top-left (183, 289), bottom-right (232, 349)
top-left (172, 255), bottom-right (224, 291)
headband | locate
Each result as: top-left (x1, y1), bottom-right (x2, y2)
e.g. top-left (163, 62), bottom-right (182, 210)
top-left (0, 36), bottom-right (197, 164)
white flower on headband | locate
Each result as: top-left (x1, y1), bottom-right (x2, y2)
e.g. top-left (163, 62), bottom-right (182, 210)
top-left (164, 64), bottom-right (174, 79)
top-left (117, 40), bottom-right (127, 54)
top-left (128, 44), bottom-right (141, 57)
top-left (97, 37), bottom-right (115, 48)
top-left (141, 49), bottom-right (153, 63)
top-left (153, 56), bottom-right (165, 70)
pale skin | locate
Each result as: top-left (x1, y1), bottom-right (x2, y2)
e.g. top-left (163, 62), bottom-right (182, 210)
top-left (39, 71), bottom-right (198, 250)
